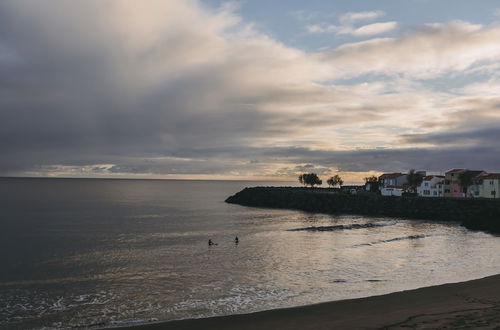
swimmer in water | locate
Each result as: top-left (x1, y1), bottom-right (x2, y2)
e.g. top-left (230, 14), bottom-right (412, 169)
top-left (208, 239), bottom-right (216, 246)
top-left (234, 236), bottom-right (239, 244)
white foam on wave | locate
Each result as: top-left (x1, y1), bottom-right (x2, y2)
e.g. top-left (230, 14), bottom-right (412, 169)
top-left (289, 220), bottom-right (397, 232)
top-left (0, 290), bottom-right (120, 329)
top-left (166, 284), bottom-right (298, 319)
top-left (345, 234), bottom-right (434, 249)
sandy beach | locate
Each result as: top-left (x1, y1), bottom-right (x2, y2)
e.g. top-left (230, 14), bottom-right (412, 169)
top-left (119, 274), bottom-right (500, 330)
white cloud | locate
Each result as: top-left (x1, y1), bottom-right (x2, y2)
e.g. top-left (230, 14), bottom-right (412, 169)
top-left (306, 10), bottom-right (395, 37)
top-left (340, 11), bottom-right (384, 24)
top-left (324, 21), bottom-right (500, 79)
top-left (349, 21), bottom-right (397, 36)
top-left (425, 20), bottom-right (482, 32)
top-left (306, 21), bottom-right (397, 37)
top-left (306, 23), bottom-right (338, 34)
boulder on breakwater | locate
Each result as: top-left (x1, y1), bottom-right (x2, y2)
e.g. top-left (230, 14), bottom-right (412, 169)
top-left (225, 187), bottom-right (500, 234)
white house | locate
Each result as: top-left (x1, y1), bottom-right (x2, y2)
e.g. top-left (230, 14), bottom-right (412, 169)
top-left (379, 173), bottom-right (408, 190)
top-left (417, 175), bottom-right (445, 198)
top-left (381, 185), bottom-right (406, 197)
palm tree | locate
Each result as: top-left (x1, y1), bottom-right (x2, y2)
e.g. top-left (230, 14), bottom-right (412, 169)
top-left (458, 171), bottom-right (478, 196)
top-left (407, 169), bottom-right (424, 192)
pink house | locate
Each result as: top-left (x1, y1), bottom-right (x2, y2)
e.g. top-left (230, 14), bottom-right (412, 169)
top-left (444, 169), bottom-right (466, 197)
top-left (444, 169), bottom-right (486, 198)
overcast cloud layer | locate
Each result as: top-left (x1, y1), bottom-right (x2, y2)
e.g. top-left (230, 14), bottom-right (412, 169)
top-left (1, 0), bottom-right (500, 181)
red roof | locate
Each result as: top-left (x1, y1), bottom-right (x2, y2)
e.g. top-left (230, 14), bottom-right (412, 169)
top-left (482, 173), bottom-right (500, 180)
top-left (423, 175), bottom-right (444, 181)
top-left (446, 169), bottom-right (466, 174)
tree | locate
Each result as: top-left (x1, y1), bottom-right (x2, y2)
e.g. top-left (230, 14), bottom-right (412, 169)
top-left (298, 173), bottom-right (322, 187)
top-left (327, 174), bottom-right (344, 188)
top-left (407, 169), bottom-right (424, 191)
top-left (364, 175), bottom-right (379, 192)
top-left (459, 171), bottom-right (477, 195)
top-left (364, 175), bottom-right (378, 183)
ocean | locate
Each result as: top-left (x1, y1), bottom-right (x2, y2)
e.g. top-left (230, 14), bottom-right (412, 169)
top-left (1, 177), bottom-right (500, 329)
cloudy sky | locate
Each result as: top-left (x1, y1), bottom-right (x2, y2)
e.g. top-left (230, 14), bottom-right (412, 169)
top-left (1, 0), bottom-right (500, 182)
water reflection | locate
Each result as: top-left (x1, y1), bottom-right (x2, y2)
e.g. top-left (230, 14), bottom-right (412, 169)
top-left (1, 179), bottom-right (500, 329)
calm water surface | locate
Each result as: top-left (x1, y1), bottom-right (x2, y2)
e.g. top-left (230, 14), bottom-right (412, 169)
top-left (1, 178), bottom-right (500, 329)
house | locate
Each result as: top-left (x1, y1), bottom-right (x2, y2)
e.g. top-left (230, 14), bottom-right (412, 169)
top-left (379, 173), bottom-right (408, 190)
top-left (341, 185), bottom-right (364, 195)
top-left (364, 180), bottom-right (379, 192)
top-left (467, 172), bottom-right (489, 198)
top-left (444, 169), bottom-right (466, 197)
top-left (417, 175), bottom-right (444, 197)
top-left (444, 169), bottom-right (486, 198)
top-left (474, 173), bottom-right (500, 199)
top-left (381, 185), bottom-right (407, 197)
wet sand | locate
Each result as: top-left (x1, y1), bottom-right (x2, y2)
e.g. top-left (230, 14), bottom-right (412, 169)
top-left (119, 274), bottom-right (500, 330)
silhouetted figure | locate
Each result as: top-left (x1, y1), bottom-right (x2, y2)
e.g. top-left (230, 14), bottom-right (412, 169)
top-left (208, 239), bottom-right (216, 246)
top-left (234, 236), bottom-right (239, 244)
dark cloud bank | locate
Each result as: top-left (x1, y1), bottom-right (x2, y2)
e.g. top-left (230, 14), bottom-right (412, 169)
top-left (1, 1), bottom-right (500, 180)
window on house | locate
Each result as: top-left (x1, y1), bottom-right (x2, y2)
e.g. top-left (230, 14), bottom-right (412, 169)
top-left (424, 190), bottom-right (430, 195)
top-left (491, 181), bottom-right (494, 185)
top-left (492, 191), bottom-right (496, 196)
top-left (475, 191), bottom-right (479, 196)
top-left (433, 191), bottom-right (437, 196)
top-left (445, 189), bottom-right (450, 193)
top-left (445, 180), bottom-right (450, 185)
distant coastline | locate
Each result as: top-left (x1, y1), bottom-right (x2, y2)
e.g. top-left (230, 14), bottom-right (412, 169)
top-left (225, 187), bottom-right (500, 234)
top-left (0, 176), bottom-right (293, 183)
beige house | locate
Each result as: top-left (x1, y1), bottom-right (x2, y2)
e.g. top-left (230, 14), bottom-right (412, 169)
top-left (475, 173), bottom-right (500, 199)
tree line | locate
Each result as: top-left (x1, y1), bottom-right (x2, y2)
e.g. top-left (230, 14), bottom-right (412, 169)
top-left (299, 169), bottom-right (476, 193)
top-left (298, 173), bottom-right (343, 188)
top-left (298, 169), bottom-right (430, 192)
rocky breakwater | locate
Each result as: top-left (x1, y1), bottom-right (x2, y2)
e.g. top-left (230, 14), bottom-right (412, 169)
top-left (225, 187), bottom-right (500, 234)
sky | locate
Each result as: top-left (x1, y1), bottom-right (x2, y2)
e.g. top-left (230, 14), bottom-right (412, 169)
top-left (1, 0), bottom-right (500, 182)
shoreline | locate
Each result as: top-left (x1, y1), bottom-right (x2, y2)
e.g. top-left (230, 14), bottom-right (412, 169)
top-left (117, 273), bottom-right (500, 330)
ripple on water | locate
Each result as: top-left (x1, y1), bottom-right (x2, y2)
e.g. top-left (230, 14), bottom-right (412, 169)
top-left (2, 179), bottom-right (500, 329)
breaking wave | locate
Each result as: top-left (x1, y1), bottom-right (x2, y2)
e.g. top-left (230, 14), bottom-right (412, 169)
top-left (288, 221), bottom-right (396, 232)
top-left (348, 234), bottom-right (431, 249)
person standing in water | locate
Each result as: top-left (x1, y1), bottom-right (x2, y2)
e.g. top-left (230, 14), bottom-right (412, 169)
top-left (234, 236), bottom-right (239, 244)
top-left (208, 239), bottom-right (216, 246)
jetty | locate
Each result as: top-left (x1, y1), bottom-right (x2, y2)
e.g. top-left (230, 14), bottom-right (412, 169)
top-left (225, 187), bottom-right (500, 234)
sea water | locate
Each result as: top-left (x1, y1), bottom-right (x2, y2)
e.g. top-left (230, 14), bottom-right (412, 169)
top-left (1, 177), bottom-right (500, 329)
